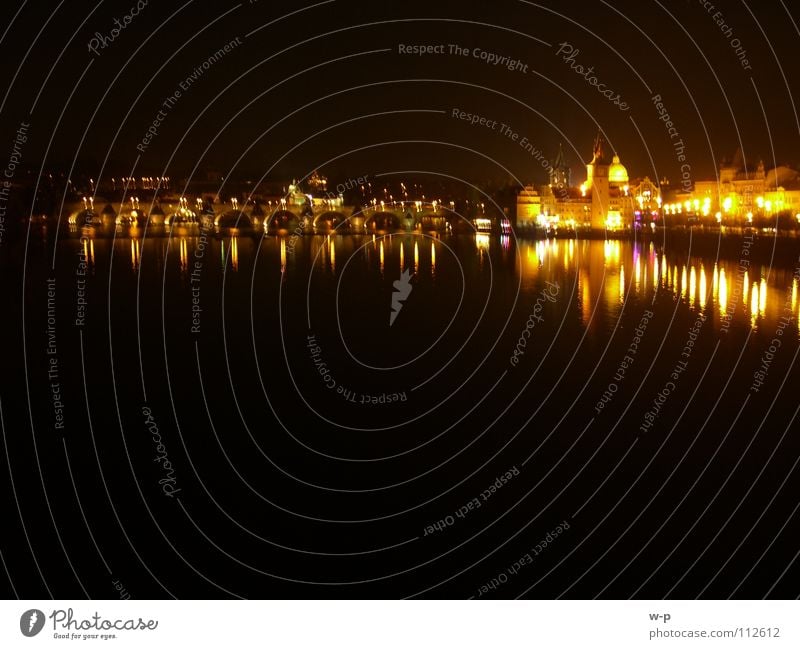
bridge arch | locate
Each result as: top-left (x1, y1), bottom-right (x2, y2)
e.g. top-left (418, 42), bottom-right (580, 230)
top-left (266, 210), bottom-right (300, 234)
top-left (313, 211), bottom-right (349, 233)
top-left (215, 210), bottom-right (253, 229)
top-left (365, 212), bottom-right (402, 232)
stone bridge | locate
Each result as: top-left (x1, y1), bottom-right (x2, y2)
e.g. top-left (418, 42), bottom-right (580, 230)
top-left (64, 198), bottom-right (459, 234)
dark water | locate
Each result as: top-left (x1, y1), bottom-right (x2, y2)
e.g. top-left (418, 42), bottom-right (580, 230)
top-left (4, 227), bottom-right (800, 598)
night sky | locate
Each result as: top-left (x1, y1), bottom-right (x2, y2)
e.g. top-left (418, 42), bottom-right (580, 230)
top-left (1, 0), bottom-right (798, 186)
top-left (4, 0), bottom-right (800, 609)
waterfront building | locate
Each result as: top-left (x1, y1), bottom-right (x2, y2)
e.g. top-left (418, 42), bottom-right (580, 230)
top-left (668, 151), bottom-right (800, 223)
top-left (517, 134), bottom-right (660, 232)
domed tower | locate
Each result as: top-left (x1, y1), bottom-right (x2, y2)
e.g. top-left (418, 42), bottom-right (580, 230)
top-left (609, 155), bottom-right (629, 186)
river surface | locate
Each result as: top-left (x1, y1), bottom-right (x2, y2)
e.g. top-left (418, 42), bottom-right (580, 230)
top-left (4, 228), bottom-right (800, 598)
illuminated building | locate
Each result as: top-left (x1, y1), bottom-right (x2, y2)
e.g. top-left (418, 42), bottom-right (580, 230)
top-left (516, 134), bottom-right (661, 232)
top-left (516, 185), bottom-right (543, 223)
top-left (686, 152), bottom-right (800, 222)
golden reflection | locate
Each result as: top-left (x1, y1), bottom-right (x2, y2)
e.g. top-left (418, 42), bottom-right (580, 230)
top-left (431, 241), bottom-right (436, 274)
top-left (712, 264), bottom-right (719, 299)
top-left (536, 240), bottom-right (545, 261)
top-left (178, 238), bottom-right (186, 273)
top-left (604, 240), bottom-right (620, 264)
top-left (379, 240), bottom-right (385, 272)
top-left (132, 238), bottom-right (142, 271)
top-left (527, 246), bottom-right (537, 266)
top-left (230, 236), bottom-right (239, 271)
top-left (511, 240), bottom-right (794, 334)
top-left (681, 266), bottom-right (688, 300)
top-left (400, 241), bottom-right (405, 269)
top-left (280, 238), bottom-right (287, 270)
top-left (414, 240), bottom-right (420, 271)
top-left (743, 271), bottom-right (750, 306)
top-left (699, 265), bottom-right (708, 308)
top-left (329, 236), bottom-right (335, 271)
top-left (579, 268), bottom-right (591, 325)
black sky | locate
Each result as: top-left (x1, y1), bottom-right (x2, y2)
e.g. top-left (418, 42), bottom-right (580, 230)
top-left (1, 0), bottom-right (798, 189)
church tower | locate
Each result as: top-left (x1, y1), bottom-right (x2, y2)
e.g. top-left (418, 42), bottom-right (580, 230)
top-left (584, 133), bottom-right (611, 229)
top-left (549, 143), bottom-right (571, 190)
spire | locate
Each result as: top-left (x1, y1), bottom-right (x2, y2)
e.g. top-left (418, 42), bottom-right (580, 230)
top-left (550, 142), bottom-right (571, 188)
top-left (591, 132), bottom-right (608, 165)
top-left (731, 147), bottom-right (744, 170)
top-left (554, 142), bottom-right (567, 170)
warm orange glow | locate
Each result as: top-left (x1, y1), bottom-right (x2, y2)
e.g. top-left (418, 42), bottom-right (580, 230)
top-left (681, 266), bottom-right (688, 300)
top-left (719, 268), bottom-right (728, 313)
top-left (699, 265), bottom-right (708, 307)
top-left (230, 236), bottom-right (238, 271)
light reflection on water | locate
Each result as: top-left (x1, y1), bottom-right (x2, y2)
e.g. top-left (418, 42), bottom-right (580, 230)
top-left (81, 233), bottom-right (799, 336)
top-left (516, 238), bottom-right (797, 335)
